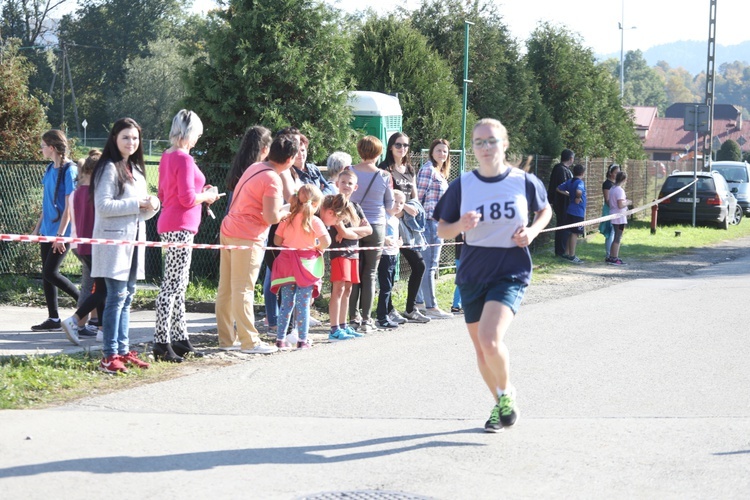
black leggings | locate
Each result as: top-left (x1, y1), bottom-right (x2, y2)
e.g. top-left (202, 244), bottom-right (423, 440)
top-left (74, 254), bottom-right (106, 324)
top-left (40, 242), bottom-right (80, 318)
top-left (400, 247), bottom-right (425, 313)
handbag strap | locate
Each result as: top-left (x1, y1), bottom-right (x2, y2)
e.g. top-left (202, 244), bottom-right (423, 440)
top-left (356, 169), bottom-right (379, 205)
top-left (228, 168), bottom-right (274, 212)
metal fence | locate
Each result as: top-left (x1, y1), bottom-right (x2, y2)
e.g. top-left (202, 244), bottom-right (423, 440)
top-left (0, 154), bottom-right (675, 284)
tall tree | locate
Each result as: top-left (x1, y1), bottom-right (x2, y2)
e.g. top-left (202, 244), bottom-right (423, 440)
top-left (183, 0), bottom-right (355, 163)
top-left (0, 38), bottom-right (48, 159)
top-left (351, 14), bottom-right (463, 152)
top-left (525, 22), bottom-right (643, 160)
top-left (409, 0), bottom-right (550, 154)
top-left (107, 38), bottom-right (193, 140)
top-left (622, 50), bottom-right (667, 113)
top-left (58, 0), bottom-right (181, 135)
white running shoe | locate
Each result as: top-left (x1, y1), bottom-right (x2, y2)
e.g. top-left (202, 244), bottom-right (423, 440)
top-left (241, 342), bottom-right (279, 354)
top-left (424, 307), bottom-right (453, 319)
top-left (61, 316), bottom-right (80, 345)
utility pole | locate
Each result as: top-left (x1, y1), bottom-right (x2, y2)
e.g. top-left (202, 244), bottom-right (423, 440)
top-left (702, 0), bottom-right (717, 168)
top-left (460, 20), bottom-right (474, 174)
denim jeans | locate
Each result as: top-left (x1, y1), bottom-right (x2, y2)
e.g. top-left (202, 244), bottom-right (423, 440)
top-left (102, 253), bottom-right (138, 357)
top-left (452, 258), bottom-right (462, 309)
top-left (417, 219), bottom-right (443, 309)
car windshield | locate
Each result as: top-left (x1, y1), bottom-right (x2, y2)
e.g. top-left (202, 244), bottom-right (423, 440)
top-left (712, 166), bottom-right (748, 183)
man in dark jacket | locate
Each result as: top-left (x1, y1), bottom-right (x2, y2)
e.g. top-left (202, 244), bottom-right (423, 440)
top-left (547, 149), bottom-right (575, 257)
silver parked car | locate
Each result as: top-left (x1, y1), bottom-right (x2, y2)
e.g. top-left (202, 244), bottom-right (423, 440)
top-left (710, 161), bottom-right (750, 216)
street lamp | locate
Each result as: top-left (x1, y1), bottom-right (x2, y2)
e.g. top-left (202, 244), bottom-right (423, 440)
top-left (619, 1), bottom-right (636, 99)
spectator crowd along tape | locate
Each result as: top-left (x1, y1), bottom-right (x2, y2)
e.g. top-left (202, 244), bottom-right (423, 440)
top-left (0, 180), bottom-right (695, 252)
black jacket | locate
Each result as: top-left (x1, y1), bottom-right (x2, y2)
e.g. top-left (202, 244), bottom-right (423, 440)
top-left (548, 162), bottom-right (573, 214)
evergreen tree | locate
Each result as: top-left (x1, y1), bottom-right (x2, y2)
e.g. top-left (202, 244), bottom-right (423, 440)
top-left (525, 23), bottom-right (643, 160)
top-left (717, 139), bottom-right (742, 162)
top-left (351, 14), bottom-right (463, 152)
top-left (0, 39), bottom-right (48, 159)
top-left (182, 0), bottom-right (355, 163)
top-left (409, 0), bottom-right (552, 154)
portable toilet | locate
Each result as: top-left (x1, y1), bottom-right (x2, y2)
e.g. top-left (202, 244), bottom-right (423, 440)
top-left (348, 91), bottom-right (402, 160)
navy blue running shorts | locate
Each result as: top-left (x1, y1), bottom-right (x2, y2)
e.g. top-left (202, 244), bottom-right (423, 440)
top-left (459, 279), bottom-right (527, 324)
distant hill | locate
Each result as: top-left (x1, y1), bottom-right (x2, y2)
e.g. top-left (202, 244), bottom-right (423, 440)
top-left (597, 40), bottom-right (750, 75)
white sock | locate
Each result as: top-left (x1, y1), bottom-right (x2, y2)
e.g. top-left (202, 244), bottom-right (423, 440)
top-left (496, 387), bottom-right (505, 398)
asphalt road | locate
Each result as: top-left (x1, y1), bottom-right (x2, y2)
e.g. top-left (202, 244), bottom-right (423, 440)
top-left (1, 249), bottom-right (749, 499)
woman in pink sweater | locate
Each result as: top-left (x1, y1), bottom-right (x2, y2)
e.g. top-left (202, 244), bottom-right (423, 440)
top-left (154, 110), bottom-right (220, 362)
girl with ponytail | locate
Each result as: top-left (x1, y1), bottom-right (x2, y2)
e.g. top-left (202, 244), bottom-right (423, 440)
top-left (270, 184), bottom-right (331, 350)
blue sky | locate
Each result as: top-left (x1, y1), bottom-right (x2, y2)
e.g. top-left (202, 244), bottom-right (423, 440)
top-left (191, 0), bottom-right (749, 54)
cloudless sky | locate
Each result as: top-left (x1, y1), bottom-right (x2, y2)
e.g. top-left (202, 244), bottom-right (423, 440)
top-left (191, 0), bottom-right (750, 55)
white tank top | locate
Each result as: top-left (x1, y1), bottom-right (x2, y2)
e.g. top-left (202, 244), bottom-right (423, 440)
top-left (459, 168), bottom-right (529, 248)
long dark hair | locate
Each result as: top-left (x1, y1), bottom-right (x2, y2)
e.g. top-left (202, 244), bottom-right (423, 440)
top-left (226, 125), bottom-right (272, 191)
top-left (91, 118), bottom-right (145, 200)
top-left (380, 132), bottom-right (413, 176)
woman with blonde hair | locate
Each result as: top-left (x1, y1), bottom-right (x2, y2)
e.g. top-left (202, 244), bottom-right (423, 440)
top-left (434, 118), bottom-right (551, 432)
top-left (153, 110), bottom-right (220, 362)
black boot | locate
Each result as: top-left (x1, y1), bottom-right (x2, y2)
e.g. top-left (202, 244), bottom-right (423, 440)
top-left (172, 338), bottom-right (204, 358)
top-left (153, 342), bottom-right (183, 363)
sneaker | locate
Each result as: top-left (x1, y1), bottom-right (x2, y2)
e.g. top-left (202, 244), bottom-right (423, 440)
top-left (96, 330), bottom-right (103, 342)
top-left (286, 328), bottom-right (299, 346)
top-left (31, 318), bottom-right (61, 332)
top-left (99, 354), bottom-right (128, 374)
top-left (414, 303), bottom-right (427, 313)
top-left (388, 310), bottom-right (407, 325)
top-left (329, 328), bottom-right (354, 341)
top-left (484, 404), bottom-right (503, 433)
top-left (569, 255), bottom-right (583, 264)
top-left (309, 317), bottom-right (322, 327)
top-left (424, 307), bottom-right (453, 319)
top-left (77, 324), bottom-right (99, 338)
top-left (377, 318), bottom-right (399, 329)
top-left (266, 325), bottom-right (277, 334)
top-left (241, 342), bottom-right (279, 354)
top-left (275, 339), bottom-right (294, 351)
top-left (450, 306), bottom-right (463, 313)
top-left (608, 258), bottom-right (627, 266)
top-left (403, 309), bottom-right (430, 323)
top-left (121, 351), bottom-right (150, 369)
top-left (558, 253), bottom-right (570, 260)
top-left (498, 387), bottom-right (518, 427)
top-left (358, 319), bottom-right (378, 333)
top-left (60, 316), bottom-right (80, 345)
top-left (297, 340), bottom-right (311, 349)
top-left (218, 345), bottom-right (241, 351)
top-left (344, 325), bottom-right (364, 338)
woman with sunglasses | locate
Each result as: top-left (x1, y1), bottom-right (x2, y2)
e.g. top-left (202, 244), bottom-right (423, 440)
top-left (378, 133), bottom-right (428, 325)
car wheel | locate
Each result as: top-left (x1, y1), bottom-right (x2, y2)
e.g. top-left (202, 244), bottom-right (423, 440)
top-left (730, 204), bottom-right (743, 225)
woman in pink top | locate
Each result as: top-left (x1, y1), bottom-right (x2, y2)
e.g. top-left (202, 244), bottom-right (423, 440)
top-left (215, 133), bottom-right (299, 354)
top-left (153, 110), bottom-right (220, 362)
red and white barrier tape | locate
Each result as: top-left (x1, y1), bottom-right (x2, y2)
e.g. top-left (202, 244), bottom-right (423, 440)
top-left (540, 179), bottom-right (696, 232)
top-left (0, 180), bottom-right (695, 251)
top-left (0, 233), bottom-right (458, 252)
